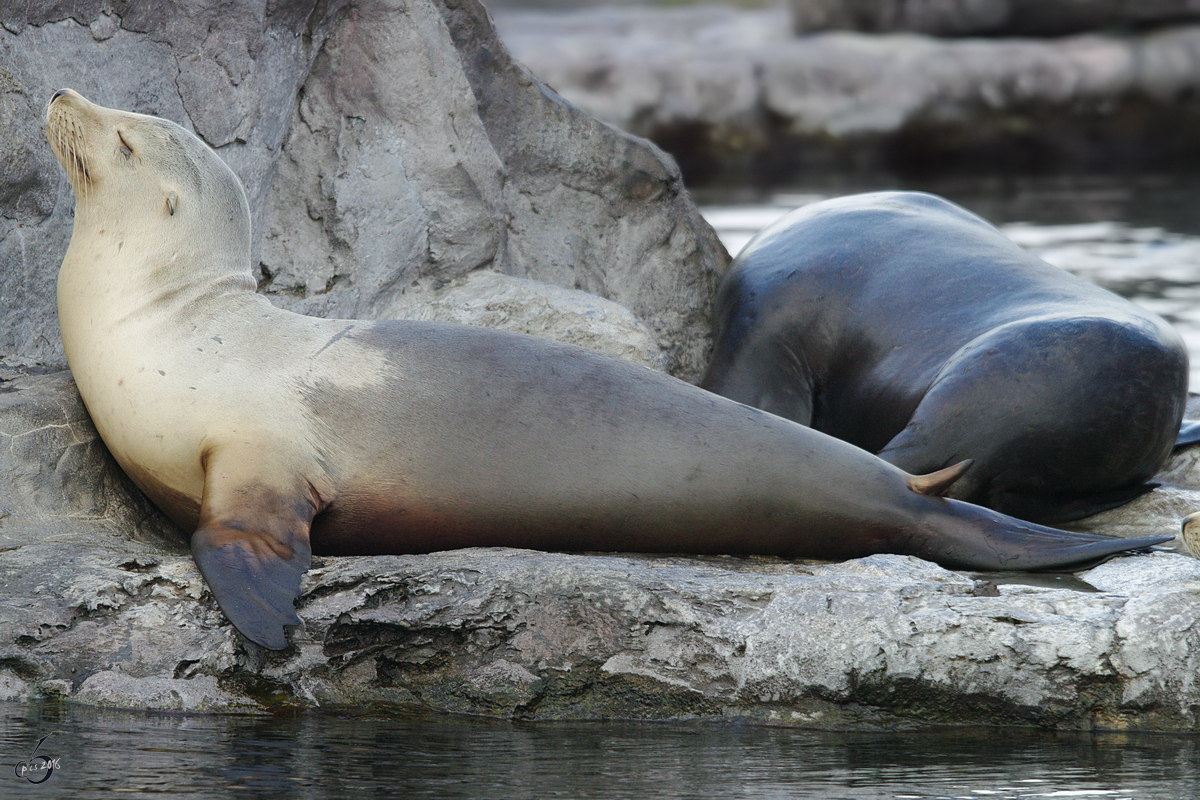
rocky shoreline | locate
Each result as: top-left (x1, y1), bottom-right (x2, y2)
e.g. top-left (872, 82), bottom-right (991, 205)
top-left (494, 4), bottom-right (1200, 184)
top-left (2, 0), bottom-right (1200, 729)
top-left (3, 363), bottom-right (1200, 727)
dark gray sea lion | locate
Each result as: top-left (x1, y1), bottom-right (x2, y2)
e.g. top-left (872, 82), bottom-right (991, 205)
top-left (47, 92), bottom-right (1171, 650)
top-left (702, 191), bottom-right (1190, 523)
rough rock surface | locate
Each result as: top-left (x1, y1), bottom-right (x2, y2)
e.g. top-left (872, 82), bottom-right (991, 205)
top-left (385, 270), bottom-right (669, 371)
top-left (788, 0), bottom-right (1200, 38)
top-left (496, 6), bottom-right (1200, 182)
top-left (0, 0), bottom-right (726, 380)
top-left (3, 365), bottom-right (1200, 729)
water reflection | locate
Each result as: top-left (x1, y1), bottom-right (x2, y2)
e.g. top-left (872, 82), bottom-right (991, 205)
top-left (4, 701), bottom-right (1200, 798)
top-left (699, 174), bottom-right (1200, 388)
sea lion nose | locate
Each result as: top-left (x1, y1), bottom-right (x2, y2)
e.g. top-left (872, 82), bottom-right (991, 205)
top-left (51, 89), bottom-right (68, 103)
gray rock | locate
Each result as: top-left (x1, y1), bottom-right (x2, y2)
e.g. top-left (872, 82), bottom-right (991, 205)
top-left (384, 270), bottom-right (668, 371)
top-left (496, 6), bottom-right (784, 133)
top-left (4, 365), bottom-right (1200, 729)
top-left (0, 0), bottom-right (727, 380)
top-left (789, 0), bottom-right (1200, 37)
top-left (496, 6), bottom-right (1200, 181)
top-left (756, 30), bottom-right (1161, 135)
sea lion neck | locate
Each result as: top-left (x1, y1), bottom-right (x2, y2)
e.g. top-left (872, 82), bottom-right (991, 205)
top-left (57, 209), bottom-right (258, 328)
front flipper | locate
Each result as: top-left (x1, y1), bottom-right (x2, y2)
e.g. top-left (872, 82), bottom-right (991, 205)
top-left (192, 526), bottom-right (309, 650)
top-left (190, 449), bottom-right (319, 650)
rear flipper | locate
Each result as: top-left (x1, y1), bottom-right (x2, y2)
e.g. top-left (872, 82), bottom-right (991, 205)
top-left (1176, 420), bottom-right (1200, 449)
top-left (903, 497), bottom-right (1174, 573)
top-left (881, 317), bottom-right (1184, 524)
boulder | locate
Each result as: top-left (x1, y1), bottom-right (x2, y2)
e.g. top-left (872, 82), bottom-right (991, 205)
top-left (384, 270), bottom-right (668, 371)
top-left (789, 0), bottom-right (1200, 38)
top-left (0, 0), bottom-right (727, 380)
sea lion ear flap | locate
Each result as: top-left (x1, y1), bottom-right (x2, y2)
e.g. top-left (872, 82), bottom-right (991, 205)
top-left (165, 191), bottom-right (177, 216)
top-left (907, 459), bottom-right (973, 497)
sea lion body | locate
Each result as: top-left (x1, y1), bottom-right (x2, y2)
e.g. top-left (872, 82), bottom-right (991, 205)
top-left (48, 92), bottom-right (1172, 649)
top-left (702, 191), bottom-right (1190, 523)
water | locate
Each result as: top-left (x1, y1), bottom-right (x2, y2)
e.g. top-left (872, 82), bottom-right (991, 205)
top-left (5, 700), bottom-right (1200, 799)
top-left (696, 173), bottom-right (1200, 389)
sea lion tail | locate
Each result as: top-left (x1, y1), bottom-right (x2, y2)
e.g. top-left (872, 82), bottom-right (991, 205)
top-left (907, 499), bottom-right (1174, 572)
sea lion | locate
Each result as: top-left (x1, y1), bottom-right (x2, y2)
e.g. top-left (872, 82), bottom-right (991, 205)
top-left (701, 191), bottom-right (1191, 524)
top-left (47, 91), bottom-right (1171, 650)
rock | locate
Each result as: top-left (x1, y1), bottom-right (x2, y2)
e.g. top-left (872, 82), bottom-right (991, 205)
top-left (1069, 484), bottom-right (1195, 543)
top-left (4, 365), bottom-right (1200, 729)
top-left (0, 0), bottom-right (727, 380)
top-left (72, 672), bottom-right (260, 713)
top-left (788, 0), bottom-right (1200, 38)
top-left (384, 270), bottom-right (668, 371)
top-left (495, 6), bottom-right (1200, 182)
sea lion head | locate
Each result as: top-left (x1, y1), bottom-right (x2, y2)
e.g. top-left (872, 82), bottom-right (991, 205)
top-left (45, 88), bottom-right (250, 271)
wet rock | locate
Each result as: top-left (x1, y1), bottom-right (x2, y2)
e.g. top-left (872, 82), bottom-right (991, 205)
top-left (72, 672), bottom-right (260, 713)
top-left (788, 0), bottom-right (1200, 38)
top-left (0, 0), bottom-right (726, 380)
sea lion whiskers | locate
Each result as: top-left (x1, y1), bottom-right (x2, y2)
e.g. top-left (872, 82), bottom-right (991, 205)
top-left (47, 105), bottom-right (90, 203)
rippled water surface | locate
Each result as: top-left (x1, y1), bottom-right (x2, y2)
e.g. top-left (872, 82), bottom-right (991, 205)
top-left (5, 701), bottom-right (1200, 799)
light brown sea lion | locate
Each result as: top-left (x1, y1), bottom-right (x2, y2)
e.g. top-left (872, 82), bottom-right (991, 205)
top-left (47, 90), bottom-right (1171, 650)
